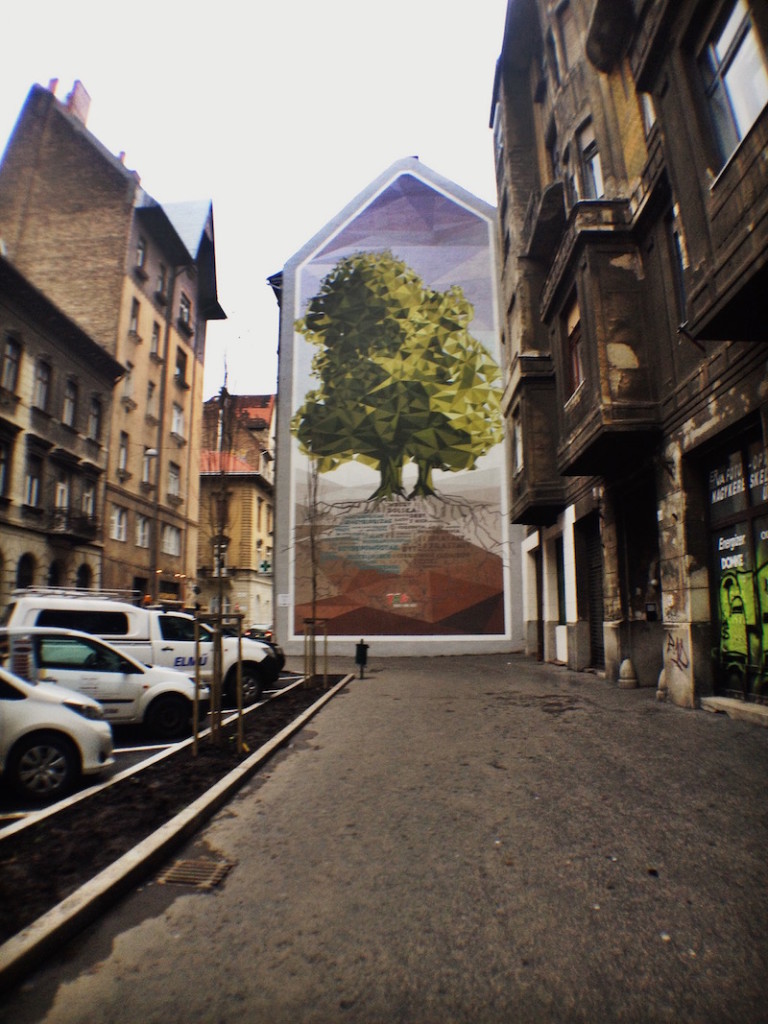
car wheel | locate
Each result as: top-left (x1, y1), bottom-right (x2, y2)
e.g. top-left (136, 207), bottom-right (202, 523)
top-left (7, 732), bottom-right (79, 802)
top-left (145, 695), bottom-right (191, 739)
top-left (225, 664), bottom-right (263, 707)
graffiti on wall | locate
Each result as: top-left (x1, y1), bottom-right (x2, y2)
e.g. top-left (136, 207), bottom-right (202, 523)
top-left (289, 170), bottom-right (509, 639)
top-left (709, 443), bottom-right (768, 698)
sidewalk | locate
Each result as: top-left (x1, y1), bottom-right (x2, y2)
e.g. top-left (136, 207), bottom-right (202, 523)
top-left (3, 653), bottom-right (768, 1024)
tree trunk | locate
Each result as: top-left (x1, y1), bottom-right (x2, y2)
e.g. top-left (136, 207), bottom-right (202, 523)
top-left (370, 455), bottom-right (406, 500)
top-left (410, 460), bottom-right (437, 498)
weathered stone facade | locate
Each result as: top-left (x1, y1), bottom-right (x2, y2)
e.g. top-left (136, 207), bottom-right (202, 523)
top-left (0, 257), bottom-right (123, 606)
top-left (494, 0), bottom-right (768, 706)
top-left (0, 81), bottom-right (225, 604)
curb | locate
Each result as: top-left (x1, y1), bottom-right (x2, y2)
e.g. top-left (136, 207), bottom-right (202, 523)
top-left (700, 695), bottom-right (768, 727)
top-left (0, 674), bottom-right (354, 994)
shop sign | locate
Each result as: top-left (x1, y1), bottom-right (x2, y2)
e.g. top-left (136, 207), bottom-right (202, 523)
top-left (708, 451), bottom-right (748, 524)
top-left (747, 441), bottom-right (768, 506)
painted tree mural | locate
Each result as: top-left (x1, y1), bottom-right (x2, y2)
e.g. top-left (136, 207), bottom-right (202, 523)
top-left (292, 250), bottom-right (502, 500)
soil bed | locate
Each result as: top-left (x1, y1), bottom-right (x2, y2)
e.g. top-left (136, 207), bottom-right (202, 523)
top-left (0, 679), bottom-right (343, 945)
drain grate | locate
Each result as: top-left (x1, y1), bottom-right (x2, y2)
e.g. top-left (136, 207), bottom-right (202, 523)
top-left (156, 857), bottom-right (235, 889)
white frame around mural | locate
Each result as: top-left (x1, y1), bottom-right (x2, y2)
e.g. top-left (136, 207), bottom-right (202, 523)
top-left (274, 158), bottom-right (522, 657)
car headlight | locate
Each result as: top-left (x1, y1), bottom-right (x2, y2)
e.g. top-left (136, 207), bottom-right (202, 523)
top-left (64, 701), bottom-right (105, 721)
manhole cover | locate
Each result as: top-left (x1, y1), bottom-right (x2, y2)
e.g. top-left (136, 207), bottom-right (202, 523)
top-left (156, 858), bottom-right (235, 889)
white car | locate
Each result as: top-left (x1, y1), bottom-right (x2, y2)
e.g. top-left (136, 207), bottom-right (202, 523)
top-left (0, 663), bottom-right (114, 802)
top-left (0, 627), bottom-right (209, 739)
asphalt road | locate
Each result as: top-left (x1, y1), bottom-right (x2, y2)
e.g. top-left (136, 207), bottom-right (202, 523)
top-left (3, 653), bottom-right (768, 1023)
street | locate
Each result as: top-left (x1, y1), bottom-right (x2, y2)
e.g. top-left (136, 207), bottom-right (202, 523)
top-left (2, 653), bottom-right (767, 1023)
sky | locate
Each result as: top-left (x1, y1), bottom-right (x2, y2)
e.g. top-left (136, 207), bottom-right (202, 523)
top-left (0, 0), bottom-right (509, 401)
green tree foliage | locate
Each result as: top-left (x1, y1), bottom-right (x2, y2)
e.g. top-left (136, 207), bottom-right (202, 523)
top-left (292, 250), bottom-right (502, 500)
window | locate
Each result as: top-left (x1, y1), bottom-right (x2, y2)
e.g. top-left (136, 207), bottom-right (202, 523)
top-left (172, 403), bottom-right (185, 438)
top-left (62, 379), bottom-right (78, 428)
top-left (179, 293), bottom-right (191, 327)
top-left (547, 29), bottom-right (562, 86)
top-left (122, 362), bottom-right (134, 403)
top-left (512, 409), bottom-right (524, 474)
top-left (129, 298), bottom-right (140, 335)
top-left (118, 432), bottom-right (129, 473)
top-left (25, 455), bottom-right (42, 507)
top-left (150, 321), bottom-right (161, 357)
top-left (33, 360), bottom-right (51, 411)
top-left (156, 264), bottom-right (167, 300)
top-left (82, 480), bottom-right (95, 518)
top-left (142, 447), bottom-right (155, 484)
top-left (2, 335), bottom-right (21, 392)
top-left (0, 437), bottom-right (10, 496)
top-left (640, 93), bottom-right (657, 136)
top-left (136, 236), bottom-right (147, 270)
top-left (88, 398), bottom-right (102, 442)
top-left (168, 461), bottom-right (181, 497)
top-left (136, 514), bottom-right (150, 548)
top-left (146, 380), bottom-right (157, 419)
top-left (578, 121), bottom-right (605, 199)
top-left (564, 295), bottom-right (584, 398)
top-left (161, 523), bottom-right (182, 556)
top-left (556, 2), bottom-right (580, 73)
top-left (492, 102), bottom-right (504, 175)
top-left (175, 347), bottom-right (187, 386)
top-left (667, 202), bottom-right (689, 321)
top-left (54, 471), bottom-right (70, 510)
top-left (700, 0), bottom-right (768, 168)
top-left (110, 505), bottom-right (128, 542)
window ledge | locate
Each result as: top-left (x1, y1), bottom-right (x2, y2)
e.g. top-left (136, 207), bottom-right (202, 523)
top-left (0, 387), bottom-right (20, 409)
top-left (170, 431), bottom-right (187, 447)
top-left (121, 397), bottom-right (137, 411)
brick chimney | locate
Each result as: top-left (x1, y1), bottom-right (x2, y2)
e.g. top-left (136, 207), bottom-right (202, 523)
top-left (65, 80), bottom-right (91, 125)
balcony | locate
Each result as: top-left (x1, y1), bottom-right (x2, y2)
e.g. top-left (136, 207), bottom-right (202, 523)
top-left (506, 354), bottom-right (566, 525)
top-left (523, 181), bottom-right (566, 263)
top-left (47, 509), bottom-right (99, 542)
top-left (553, 240), bottom-right (660, 477)
top-left (686, 112), bottom-right (768, 342)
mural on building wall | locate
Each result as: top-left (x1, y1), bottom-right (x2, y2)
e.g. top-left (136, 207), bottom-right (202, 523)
top-left (289, 170), bottom-right (509, 639)
top-left (709, 442), bottom-right (768, 698)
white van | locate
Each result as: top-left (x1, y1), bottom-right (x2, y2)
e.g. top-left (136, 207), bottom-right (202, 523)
top-left (1, 591), bottom-right (282, 705)
top-left (0, 626), bottom-right (207, 738)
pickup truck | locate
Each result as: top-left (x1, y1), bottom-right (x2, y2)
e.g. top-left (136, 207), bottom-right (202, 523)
top-left (1, 594), bottom-right (283, 705)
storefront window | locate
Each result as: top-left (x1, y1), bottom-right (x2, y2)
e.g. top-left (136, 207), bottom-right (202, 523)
top-left (709, 438), bottom-right (768, 699)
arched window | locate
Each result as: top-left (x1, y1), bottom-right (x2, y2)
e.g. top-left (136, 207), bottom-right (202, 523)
top-left (16, 553), bottom-right (35, 589)
top-left (75, 563), bottom-right (93, 589)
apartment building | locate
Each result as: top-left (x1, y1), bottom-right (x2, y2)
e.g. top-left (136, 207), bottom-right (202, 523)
top-left (198, 393), bottom-right (275, 628)
top-left (0, 255), bottom-right (124, 604)
top-left (493, 0), bottom-right (767, 705)
top-left (0, 81), bottom-right (225, 604)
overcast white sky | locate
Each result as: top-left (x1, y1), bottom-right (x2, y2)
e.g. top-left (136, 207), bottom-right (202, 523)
top-left (0, 0), bottom-right (508, 400)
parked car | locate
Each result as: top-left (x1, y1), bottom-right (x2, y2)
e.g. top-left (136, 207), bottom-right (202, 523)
top-left (0, 663), bottom-right (113, 802)
top-left (0, 627), bottom-right (208, 739)
top-left (2, 591), bottom-right (282, 704)
top-left (239, 625), bottom-right (286, 674)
